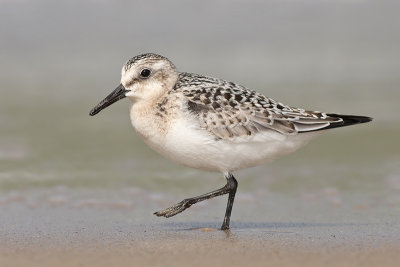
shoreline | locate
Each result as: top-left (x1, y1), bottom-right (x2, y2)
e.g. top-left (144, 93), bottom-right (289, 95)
top-left (1, 188), bottom-right (399, 267)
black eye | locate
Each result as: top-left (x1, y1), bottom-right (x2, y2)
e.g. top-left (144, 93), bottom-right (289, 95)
top-left (140, 69), bottom-right (151, 78)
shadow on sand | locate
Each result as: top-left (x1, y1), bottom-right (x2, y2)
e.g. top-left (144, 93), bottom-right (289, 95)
top-left (158, 221), bottom-right (366, 231)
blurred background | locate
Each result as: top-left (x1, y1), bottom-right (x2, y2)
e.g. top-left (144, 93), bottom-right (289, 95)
top-left (0, 0), bottom-right (399, 208)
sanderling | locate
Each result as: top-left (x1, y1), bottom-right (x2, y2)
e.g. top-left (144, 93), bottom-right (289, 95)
top-left (89, 53), bottom-right (372, 230)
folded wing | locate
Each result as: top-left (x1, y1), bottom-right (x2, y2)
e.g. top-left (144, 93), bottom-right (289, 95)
top-left (176, 73), bottom-right (372, 140)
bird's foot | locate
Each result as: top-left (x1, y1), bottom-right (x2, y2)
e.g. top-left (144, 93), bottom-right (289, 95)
top-left (154, 199), bottom-right (193, 218)
top-left (220, 224), bottom-right (230, 231)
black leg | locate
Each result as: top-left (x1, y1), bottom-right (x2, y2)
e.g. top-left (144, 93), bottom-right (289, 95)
top-left (154, 172), bottom-right (238, 230)
top-left (221, 173), bottom-right (238, 230)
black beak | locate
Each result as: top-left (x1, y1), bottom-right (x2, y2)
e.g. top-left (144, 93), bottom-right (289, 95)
top-left (89, 84), bottom-right (128, 116)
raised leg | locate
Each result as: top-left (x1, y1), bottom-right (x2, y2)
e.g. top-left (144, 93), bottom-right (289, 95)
top-left (154, 173), bottom-right (238, 230)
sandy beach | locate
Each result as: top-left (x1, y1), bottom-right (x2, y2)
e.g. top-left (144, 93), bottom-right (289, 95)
top-left (1, 240), bottom-right (400, 267)
top-left (0, 187), bottom-right (399, 267)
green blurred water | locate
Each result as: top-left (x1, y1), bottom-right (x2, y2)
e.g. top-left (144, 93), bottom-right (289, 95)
top-left (0, 0), bottom-right (399, 200)
top-left (1, 83), bottom-right (399, 197)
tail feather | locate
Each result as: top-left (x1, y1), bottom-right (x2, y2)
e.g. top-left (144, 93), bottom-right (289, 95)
top-left (323, 113), bottom-right (373, 130)
top-left (296, 113), bottom-right (372, 133)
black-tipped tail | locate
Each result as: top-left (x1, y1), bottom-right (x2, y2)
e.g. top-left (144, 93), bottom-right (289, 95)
top-left (324, 113), bottom-right (373, 130)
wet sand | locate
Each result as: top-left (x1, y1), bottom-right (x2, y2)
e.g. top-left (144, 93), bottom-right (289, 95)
top-left (1, 240), bottom-right (400, 267)
top-left (0, 188), bottom-right (399, 267)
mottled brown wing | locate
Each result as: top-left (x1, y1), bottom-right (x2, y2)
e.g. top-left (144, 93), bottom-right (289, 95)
top-left (175, 72), bottom-right (368, 140)
top-left (187, 98), bottom-right (344, 139)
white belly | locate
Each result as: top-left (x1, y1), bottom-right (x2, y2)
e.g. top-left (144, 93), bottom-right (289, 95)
top-left (136, 114), bottom-right (319, 173)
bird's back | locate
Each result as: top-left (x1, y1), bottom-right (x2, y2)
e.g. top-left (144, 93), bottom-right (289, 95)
top-left (173, 72), bottom-right (372, 141)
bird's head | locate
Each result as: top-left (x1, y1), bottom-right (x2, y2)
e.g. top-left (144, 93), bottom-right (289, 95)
top-left (89, 53), bottom-right (178, 116)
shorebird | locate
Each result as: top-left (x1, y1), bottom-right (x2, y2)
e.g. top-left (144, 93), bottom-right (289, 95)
top-left (89, 53), bottom-right (372, 230)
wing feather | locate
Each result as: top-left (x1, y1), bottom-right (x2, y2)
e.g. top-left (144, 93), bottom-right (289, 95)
top-left (173, 72), bottom-right (371, 140)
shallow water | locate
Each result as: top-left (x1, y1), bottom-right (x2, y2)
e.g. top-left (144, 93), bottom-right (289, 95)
top-left (0, 85), bottom-right (399, 198)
